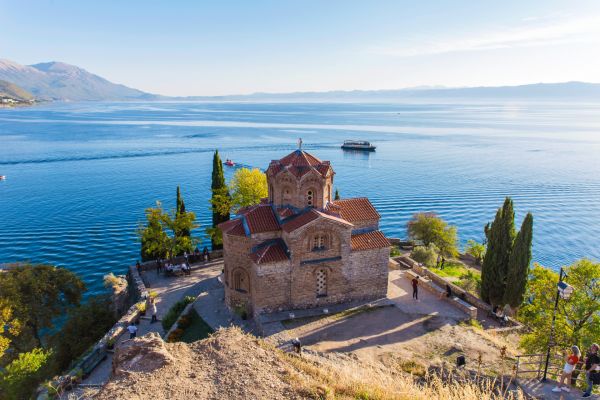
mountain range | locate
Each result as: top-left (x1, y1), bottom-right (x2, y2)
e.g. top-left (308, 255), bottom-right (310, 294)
top-left (1, 57), bottom-right (600, 102)
top-left (0, 59), bottom-right (158, 101)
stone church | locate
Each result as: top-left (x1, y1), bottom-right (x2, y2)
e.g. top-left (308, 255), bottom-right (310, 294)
top-left (219, 148), bottom-right (390, 318)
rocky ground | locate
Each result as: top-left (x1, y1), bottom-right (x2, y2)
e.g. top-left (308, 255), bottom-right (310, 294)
top-left (91, 327), bottom-right (525, 400)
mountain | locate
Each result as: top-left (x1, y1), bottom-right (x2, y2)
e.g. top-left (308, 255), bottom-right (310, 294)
top-left (180, 81), bottom-right (600, 102)
top-left (0, 59), bottom-right (158, 101)
top-left (0, 79), bottom-right (34, 101)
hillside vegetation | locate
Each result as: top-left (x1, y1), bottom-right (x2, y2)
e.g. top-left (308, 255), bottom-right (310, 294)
top-left (0, 79), bottom-right (34, 101)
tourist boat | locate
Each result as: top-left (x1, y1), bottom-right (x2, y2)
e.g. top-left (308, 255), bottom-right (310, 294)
top-left (341, 140), bottom-right (376, 151)
top-left (224, 159), bottom-right (235, 166)
top-left (0, 175), bottom-right (5, 181)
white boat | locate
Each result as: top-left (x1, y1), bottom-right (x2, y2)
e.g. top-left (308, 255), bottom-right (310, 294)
top-left (0, 175), bottom-right (5, 181)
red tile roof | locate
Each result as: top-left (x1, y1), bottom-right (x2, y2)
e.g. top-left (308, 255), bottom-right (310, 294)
top-left (218, 218), bottom-right (246, 237)
top-left (250, 240), bottom-right (289, 264)
top-left (266, 150), bottom-right (333, 179)
top-left (277, 207), bottom-right (295, 219)
top-left (328, 197), bottom-right (380, 223)
top-left (281, 209), bottom-right (320, 233)
top-left (243, 204), bottom-right (280, 234)
top-left (281, 208), bottom-right (353, 233)
top-left (351, 230), bottom-right (390, 251)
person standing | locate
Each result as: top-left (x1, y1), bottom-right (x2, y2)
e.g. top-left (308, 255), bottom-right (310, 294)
top-left (582, 343), bottom-right (600, 398)
top-left (127, 322), bottom-right (138, 339)
top-left (150, 299), bottom-right (158, 323)
top-left (552, 345), bottom-right (581, 392)
top-left (203, 247), bottom-right (209, 262)
top-left (411, 276), bottom-right (419, 301)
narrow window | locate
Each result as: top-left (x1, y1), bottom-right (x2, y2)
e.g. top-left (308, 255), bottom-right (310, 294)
top-left (316, 269), bottom-right (327, 297)
top-left (233, 270), bottom-right (248, 293)
top-left (313, 234), bottom-right (326, 250)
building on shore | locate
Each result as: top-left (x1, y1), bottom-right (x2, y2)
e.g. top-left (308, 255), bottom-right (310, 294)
top-left (219, 148), bottom-right (390, 318)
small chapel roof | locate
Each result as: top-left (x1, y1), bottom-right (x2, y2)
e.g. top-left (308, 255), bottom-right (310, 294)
top-left (327, 197), bottom-right (380, 223)
top-left (242, 204), bottom-right (280, 234)
top-left (350, 230), bottom-right (390, 251)
top-left (250, 239), bottom-right (289, 264)
top-left (266, 149), bottom-right (332, 178)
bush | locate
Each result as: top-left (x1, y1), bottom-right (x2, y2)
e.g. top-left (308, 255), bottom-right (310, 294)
top-left (456, 271), bottom-right (482, 294)
top-left (161, 296), bottom-right (195, 331)
top-left (103, 273), bottom-right (123, 288)
top-left (389, 246), bottom-right (401, 257)
top-left (411, 243), bottom-right (439, 267)
top-left (49, 295), bottom-right (117, 374)
top-left (0, 348), bottom-right (52, 400)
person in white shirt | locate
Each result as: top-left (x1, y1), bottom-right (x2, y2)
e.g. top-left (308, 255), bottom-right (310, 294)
top-left (127, 322), bottom-right (138, 339)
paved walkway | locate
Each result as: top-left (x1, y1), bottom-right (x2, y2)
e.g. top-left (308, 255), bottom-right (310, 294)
top-left (78, 261), bottom-right (223, 388)
top-left (519, 378), bottom-right (597, 399)
top-left (388, 269), bottom-right (468, 320)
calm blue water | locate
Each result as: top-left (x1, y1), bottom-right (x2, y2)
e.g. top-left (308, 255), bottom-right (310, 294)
top-left (1, 101), bottom-right (600, 295)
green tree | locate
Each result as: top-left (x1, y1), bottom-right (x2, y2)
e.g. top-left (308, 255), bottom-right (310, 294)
top-left (407, 212), bottom-right (459, 257)
top-left (210, 150), bottom-right (230, 249)
top-left (480, 198), bottom-right (515, 305)
top-left (410, 243), bottom-right (440, 267)
top-left (49, 295), bottom-right (116, 373)
top-left (519, 260), bottom-right (600, 353)
top-left (503, 213), bottom-right (533, 307)
top-left (175, 186), bottom-right (191, 245)
top-left (0, 264), bottom-right (85, 351)
top-left (465, 239), bottom-right (486, 265)
top-left (139, 202), bottom-right (170, 262)
top-left (0, 348), bottom-right (51, 400)
top-left (334, 188), bottom-right (340, 200)
top-left (161, 206), bottom-right (198, 258)
top-left (228, 168), bottom-right (268, 212)
top-left (0, 300), bottom-right (21, 362)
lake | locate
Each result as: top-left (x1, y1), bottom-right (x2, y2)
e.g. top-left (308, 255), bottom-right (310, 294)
top-left (1, 101), bottom-right (599, 295)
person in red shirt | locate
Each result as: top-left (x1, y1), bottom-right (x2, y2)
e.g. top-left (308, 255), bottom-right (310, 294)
top-left (552, 345), bottom-right (581, 393)
top-left (411, 276), bottom-right (419, 301)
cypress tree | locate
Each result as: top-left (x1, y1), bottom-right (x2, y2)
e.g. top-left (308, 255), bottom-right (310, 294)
top-left (176, 185), bottom-right (183, 216)
top-left (174, 186), bottom-right (191, 250)
top-left (481, 197), bottom-right (515, 305)
top-left (211, 150), bottom-right (230, 249)
top-left (503, 213), bottom-right (533, 308)
top-left (334, 188), bottom-right (340, 200)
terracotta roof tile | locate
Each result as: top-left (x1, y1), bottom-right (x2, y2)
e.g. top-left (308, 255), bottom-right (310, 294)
top-left (281, 209), bottom-right (320, 233)
top-left (277, 207), bottom-right (295, 219)
top-left (244, 204), bottom-right (280, 234)
top-left (351, 230), bottom-right (390, 251)
top-left (250, 240), bottom-right (289, 264)
top-left (328, 197), bottom-right (380, 223)
top-left (282, 208), bottom-right (353, 233)
top-left (218, 218), bottom-right (246, 237)
top-left (266, 150), bottom-right (333, 179)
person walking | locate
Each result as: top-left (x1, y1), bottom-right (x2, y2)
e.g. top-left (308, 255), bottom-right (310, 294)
top-left (411, 276), bottom-right (419, 301)
top-left (203, 247), bottom-right (209, 262)
top-left (127, 322), bottom-right (138, 339)
top-left (552, 345), bottom-right (581, 393)
top-left (150, 298), bottom-right (158, 323)
top-left (582, 343), bottom-right (600, 398)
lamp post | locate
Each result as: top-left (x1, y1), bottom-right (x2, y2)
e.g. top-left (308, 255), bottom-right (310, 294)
top-left (541, 267), bottom-right (574, 382)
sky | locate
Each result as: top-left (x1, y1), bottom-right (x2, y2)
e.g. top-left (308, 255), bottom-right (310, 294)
top-left (2, 0), bottom-right (600, 96)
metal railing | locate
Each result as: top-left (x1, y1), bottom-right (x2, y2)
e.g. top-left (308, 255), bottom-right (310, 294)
top-left (515, 353), bottom-right (587, 384)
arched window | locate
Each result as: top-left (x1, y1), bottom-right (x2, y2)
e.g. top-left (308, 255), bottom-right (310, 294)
top-left (316, 269), bottom-right (327, 297)
top-left (312, 234), bottom-right (326, 251)
top-left (307, 190), bottom-right (314, 206)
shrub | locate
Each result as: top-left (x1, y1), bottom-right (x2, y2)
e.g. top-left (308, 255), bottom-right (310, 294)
top-left (389, 246), bottom-right (401, 257)
top-left (411, 243), bottom-right (439, 267)
top-left (456, 271), bottom-right (482, 294)
top-left (103, 273), bottom-right (123, 288)
top-left (0, 348), bottom-right (52, 400)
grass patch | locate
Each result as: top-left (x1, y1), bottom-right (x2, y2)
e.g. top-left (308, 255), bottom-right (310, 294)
top-left (161, 295), bottom-right (195, 331)
top-left (460, 319), bottom-right (484, 330)
top-left (179, 309), bottom-right (213, 343)
top-left (429, 260), bottom-right (470, 279)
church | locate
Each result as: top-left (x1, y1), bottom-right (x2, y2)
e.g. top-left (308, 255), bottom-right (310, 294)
top-left (218, 147), bottom-right (390, 318)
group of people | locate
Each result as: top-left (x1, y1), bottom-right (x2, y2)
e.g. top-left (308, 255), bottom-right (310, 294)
top-left (552, 343), bottom-right (600, 397)
top-left (149, 247), bottom-right (212, 277)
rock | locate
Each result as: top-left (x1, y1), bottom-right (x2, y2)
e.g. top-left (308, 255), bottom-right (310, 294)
top-left (112, 332), bottom-right (174, 376)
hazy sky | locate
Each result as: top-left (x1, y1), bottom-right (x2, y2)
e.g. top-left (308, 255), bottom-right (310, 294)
top-left (2, 0), bottom-right (600, 96)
